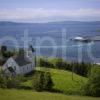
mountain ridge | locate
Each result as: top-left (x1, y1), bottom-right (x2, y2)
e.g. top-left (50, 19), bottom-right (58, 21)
top-left (0, 21), bottom-right (100, 25)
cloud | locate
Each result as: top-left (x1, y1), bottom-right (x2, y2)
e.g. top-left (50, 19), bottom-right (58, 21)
top-left (0, 8), bottom-right (100, 22)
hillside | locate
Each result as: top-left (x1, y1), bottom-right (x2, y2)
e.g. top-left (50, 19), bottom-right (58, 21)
top-left (36, 67), bottom-right (87, 94)
top-left (0, 67), bottom-right (99, 100)
top-left (22, 67), bottom-right (87, 94)
top-left (0, 89), bottom-right (99, 100)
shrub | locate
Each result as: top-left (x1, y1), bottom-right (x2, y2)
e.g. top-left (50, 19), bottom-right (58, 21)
top-left (43, 72), bottom-right (54, 91)
top-left (0, 70), bottom-right (20, 89)
top-left (83, 66), bottom-right (100, 97)
top-left (6, 76), bottom-right (20, 89)
top-left (73, 62), bottom-right (91, 77)
top-left (0, 70), bottom-right (7, 88)
top-left (38, 58), bottom-right (52, 68)
top-left (33, 71), bottom-right (53, 92)
top-left (33, 72), bottom-right (44, 91)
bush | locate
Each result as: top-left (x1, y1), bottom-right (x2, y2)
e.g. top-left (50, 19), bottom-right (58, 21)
top-left (73, 62), bottom-right (91, 77)
top-left (0, 71), bottom-right (7, 88)
top-left (43, 72), bottom-right (54, 91)
top-left (83, 66), bottom-right (100, 97)
top-left (33, 71), bottom-right (53, 92)
top-left (0, 70), bottom-right (20, 89)
top-left (33, 72), bottom-right (44, 91)
top-left (38, 58), bottom-right (53, 68)
top-left (6, 76), bottom-right (20, 89)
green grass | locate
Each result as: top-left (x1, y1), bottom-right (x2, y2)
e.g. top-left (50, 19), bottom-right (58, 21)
top-left (37, 67), bottom-right (87, 94)
top-left (0, 89), bottom-right (100, 100)
top-left (22, 67), bottom-right (87, 94)
top-left (0, 67), bottom-right (99, 100)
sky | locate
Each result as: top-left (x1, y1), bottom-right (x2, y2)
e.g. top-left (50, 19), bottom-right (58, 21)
top-left (0, 0), bottom-right (100, 22)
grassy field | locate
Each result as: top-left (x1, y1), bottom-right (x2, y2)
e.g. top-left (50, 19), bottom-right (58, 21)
top-left (22, 67), bottom-right (87, 94)
top-left (37, 67), bottom-right (87, 94)
top-left (0, 67), bottom-right (99, 100)
top-left (0, 89), bottom-right (100, 100)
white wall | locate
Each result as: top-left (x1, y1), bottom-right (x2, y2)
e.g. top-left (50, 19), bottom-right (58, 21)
top-left (3, 57), bottom-right (35, 75)
top-left (20, 63), bottom-right (35, 75)
top-left (3, 57), bottom-right (20, 75)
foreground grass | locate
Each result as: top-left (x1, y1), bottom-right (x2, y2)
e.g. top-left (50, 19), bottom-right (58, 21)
top-left (0, 89), bottom-right (100, 100)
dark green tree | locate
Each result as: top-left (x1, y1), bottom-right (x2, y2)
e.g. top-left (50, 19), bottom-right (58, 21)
top-left (83, 66), bottom-right (100, 97)
top-left (33, 72), bottom-right (53, 92)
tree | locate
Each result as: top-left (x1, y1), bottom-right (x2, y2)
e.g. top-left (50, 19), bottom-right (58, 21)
top-left (44, 72), bottom-right (54, 91)
top-left (1, 46), bottom-right (7, 53)
top-left (0, 45), bottom-right (7, 58)
top-left (33, 72), bottom-right (44, 91)
top-left (83, 66), bottom-right (100, 97)
top-left (33, 71), bottom-right (54, 92)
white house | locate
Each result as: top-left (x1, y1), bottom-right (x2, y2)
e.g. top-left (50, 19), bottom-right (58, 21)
top-left (2, 46), bottom-right (36, 76)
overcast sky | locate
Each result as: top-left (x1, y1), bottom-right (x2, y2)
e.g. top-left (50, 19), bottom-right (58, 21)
top-left (0, 0), bottom-right (100, 22)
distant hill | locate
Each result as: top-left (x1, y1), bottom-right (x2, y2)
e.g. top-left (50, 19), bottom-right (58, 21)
top-left (0, 21), bottom-right (100, 25)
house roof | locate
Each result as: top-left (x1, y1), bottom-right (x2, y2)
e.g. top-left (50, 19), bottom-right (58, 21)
top-left (13, 55), bottom-right (32, 66)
